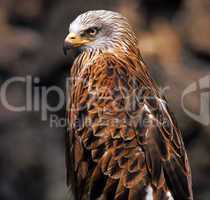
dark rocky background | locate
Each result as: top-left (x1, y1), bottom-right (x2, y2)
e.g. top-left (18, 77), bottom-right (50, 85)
top-left (0, 0), bottom-right (210, 199)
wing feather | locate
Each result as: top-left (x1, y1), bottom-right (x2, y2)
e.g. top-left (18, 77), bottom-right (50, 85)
top-left (66, 51), bottom-right (193, 199)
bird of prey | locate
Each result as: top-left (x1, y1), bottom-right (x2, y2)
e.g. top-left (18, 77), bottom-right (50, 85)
top-left (63, 10), bottom-right (193, 200)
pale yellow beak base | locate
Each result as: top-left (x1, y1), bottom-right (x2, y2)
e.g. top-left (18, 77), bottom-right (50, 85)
top-left (64, 32), bottom-right (90, 47)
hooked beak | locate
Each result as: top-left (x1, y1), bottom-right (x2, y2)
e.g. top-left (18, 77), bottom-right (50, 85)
top-left (63, 32), bottom-right (90, 55)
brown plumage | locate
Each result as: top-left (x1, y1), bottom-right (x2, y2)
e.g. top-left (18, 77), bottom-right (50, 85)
top-left (64, 10), bottom-right (193, 200)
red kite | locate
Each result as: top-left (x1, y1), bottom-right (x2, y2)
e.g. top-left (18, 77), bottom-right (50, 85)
top-left (63, 10), bottom-right (193, 200)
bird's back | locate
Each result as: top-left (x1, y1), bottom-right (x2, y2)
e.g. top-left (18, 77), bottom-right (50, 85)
top-left (66, 50), bottom-right (193, 200)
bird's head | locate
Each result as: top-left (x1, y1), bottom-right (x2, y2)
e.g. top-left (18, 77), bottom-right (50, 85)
top-left (63, 10), bottom-right (137, 55)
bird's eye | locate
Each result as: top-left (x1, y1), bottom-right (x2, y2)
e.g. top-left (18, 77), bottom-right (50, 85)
top-left (85, 27), bottom-right (98, 36)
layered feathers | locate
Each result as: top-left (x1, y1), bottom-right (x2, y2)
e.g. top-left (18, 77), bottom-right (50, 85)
top-left (66, 51), bottom-right (193, 200)
top-left (65, 10), bottom-right (193, 200)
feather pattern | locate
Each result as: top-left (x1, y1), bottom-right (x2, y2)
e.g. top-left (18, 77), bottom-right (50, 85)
top-left (66, 51), bottom-right (193, 200)
top-left (65, 10), bottom-right (193, 200)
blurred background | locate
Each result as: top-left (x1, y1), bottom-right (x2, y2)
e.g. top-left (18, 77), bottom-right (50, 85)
top-left (0, 0), bottom-right (210, 199)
